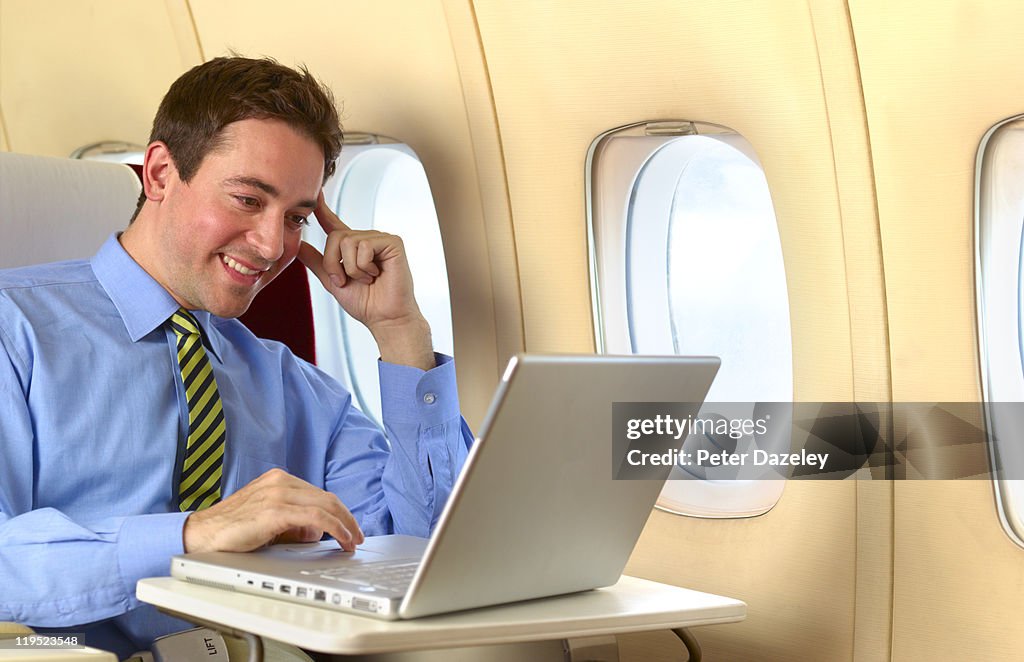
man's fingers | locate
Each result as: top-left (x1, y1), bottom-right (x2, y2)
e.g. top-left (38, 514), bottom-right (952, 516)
top-left (254, 470), bottom-right (352, 518)
top-left (275, 526), bottom-right (323, 544)
top-left (298, 240), bottom-right (347, 290)
top-left (341, 240), bottom-right (376, 285)
top-left (262, 502), bottom-right (362, 552)
top-left (186, 469), bottom-right (365, 554)
top-left (356, 239), bottom-right (381, 277)
top-left (279, 491), bottom-right (363, 547)
top-left (297, 240), bottom-right (324, 276)
top-left (313, 189), bottom-right (351, 234)
top-left (251, 469), bottom-right (364, 549)
top-left (266, 505), bottom-right (356, 551)
top-left (302, 201), bottom-right (403, 295)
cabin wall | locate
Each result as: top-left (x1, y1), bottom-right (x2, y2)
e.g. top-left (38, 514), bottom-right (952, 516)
top-left (1, 0), bottom-right (1022, 660)
top-left (850, 1), bottom-right (1024, 658)
top-left (0, 0), bottom-right (194, 156)
top-left (0, 106), bottom-right (9, 150)
top-left (470, 1), bottom-right (878, 660)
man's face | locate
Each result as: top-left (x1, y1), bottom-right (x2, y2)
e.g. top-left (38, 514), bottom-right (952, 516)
top-left (156, 118), bottom-right (324, 318)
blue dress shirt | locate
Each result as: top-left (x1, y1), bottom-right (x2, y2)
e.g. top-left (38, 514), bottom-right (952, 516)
top-left (0, 234), bottom-right (472, 655)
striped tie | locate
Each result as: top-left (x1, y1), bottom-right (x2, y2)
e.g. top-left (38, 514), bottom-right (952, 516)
top-left (169, 308), bottom-right (226, 511)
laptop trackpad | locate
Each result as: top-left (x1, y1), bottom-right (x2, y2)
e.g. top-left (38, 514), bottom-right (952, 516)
top-left (269, 535), bottom-right (428, 566)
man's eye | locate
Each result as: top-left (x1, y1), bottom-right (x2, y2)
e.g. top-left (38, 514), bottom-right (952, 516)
top-left (235, 195), bottom-right (260, 208)
top-left (289, 215), bottom-right (310, 227)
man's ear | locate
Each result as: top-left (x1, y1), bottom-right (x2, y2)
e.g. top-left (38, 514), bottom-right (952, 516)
top-left (142, 141), bottom-right (176, 202)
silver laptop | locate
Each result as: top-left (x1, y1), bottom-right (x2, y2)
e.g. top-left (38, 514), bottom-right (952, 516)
top-left (171, 354), bottom-right (719, 620)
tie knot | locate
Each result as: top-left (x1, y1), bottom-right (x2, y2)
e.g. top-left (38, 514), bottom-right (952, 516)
top-left (169, 308), bottom-right (201, 339)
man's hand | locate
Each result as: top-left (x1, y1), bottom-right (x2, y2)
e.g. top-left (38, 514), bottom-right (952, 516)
top-left (182, 469), bottom-right (365, 553)
top-left (298, 191), bottom-right (435, 371)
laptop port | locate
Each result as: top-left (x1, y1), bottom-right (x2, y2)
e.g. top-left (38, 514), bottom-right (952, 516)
top-left (314, 590), bottom-right (326, 601)
top-left (261, 581), bottom-right (274, 590)
top-left (280, 585), bottom-right (291, 594)
top-left (352, 598), bottom-right (376, 613)
top-left (296, 587), bottom-right (308, 598)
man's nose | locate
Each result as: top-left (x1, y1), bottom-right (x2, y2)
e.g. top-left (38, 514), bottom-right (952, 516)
top-left (249, 214), bottom-right (285, 262)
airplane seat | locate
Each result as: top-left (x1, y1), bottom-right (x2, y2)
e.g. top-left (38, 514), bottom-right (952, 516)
top-left (237, 261), bottom-right (317, 365)
top-left (0, 151), bottom-right (141, 640)
top-left (0, 149), bottom-right (317, 361)
top-left (0, 151), bottom-right (141, 268)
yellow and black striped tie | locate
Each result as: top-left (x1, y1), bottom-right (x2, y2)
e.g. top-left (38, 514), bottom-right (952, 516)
top-left (170, 308), bottom-right (226, 512)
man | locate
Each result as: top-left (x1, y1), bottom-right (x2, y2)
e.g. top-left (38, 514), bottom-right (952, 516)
top-left (0, 57), bottom-right (471, 656)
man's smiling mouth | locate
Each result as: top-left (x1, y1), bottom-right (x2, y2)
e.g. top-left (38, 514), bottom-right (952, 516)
top-left (221, 254), bottom-right (268, 277)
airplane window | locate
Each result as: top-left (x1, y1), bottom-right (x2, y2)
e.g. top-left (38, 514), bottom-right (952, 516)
top-left (975, 115), bottom-right (1024, 549)
top-left (306, 138), bottom-right (455, 426)
top-left (72, 141), bottom-right (145, 164)
top-left (589, 122), bottom-right (789, 517)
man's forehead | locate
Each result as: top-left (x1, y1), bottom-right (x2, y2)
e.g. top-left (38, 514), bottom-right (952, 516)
top-left (210, 118), bottom-right (324, 166)
top-left (204, 119), bottom-right (324, 202)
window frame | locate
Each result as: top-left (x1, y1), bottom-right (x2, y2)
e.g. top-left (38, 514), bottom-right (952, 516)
top-left (975, 113), bottom-right (1024, 549)
top-left (587, 120), bottom-right (788, 518)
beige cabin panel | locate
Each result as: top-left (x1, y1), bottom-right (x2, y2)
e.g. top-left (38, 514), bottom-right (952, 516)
top-left (441, 0), bottom-right (525, 370)
top-left (0, 0), bottom-right (198, 157)
top-left (471, 2), bottom-right (880, 661)
top-left (625, 481), bottom-right (859, 661)
top-left (162, 0), bottom-right (204, 68)
top-left (189, 0), bottom-right (515, 424)
top-left (891, 481), bottom-right (1023, 660)
top-left (850, 0), bottom-right (1014, 403)
top-left (806, 0), bottom-right (891, 404)
top-left (471, 0), bottom-right (857, 401)
top-left (851, 0), bottom-right (1024, 659)
top-left (0, 106), bottom-right (9, 151)
top-left (805, 2), bottom-right (894, 659)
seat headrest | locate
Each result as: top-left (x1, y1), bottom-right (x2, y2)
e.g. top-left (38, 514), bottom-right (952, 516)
top-left (0, 151), bottom-right (142, 268)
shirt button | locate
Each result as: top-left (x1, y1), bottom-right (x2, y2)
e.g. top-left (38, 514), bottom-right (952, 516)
top-left (423, 393), bottom-right (437, 405)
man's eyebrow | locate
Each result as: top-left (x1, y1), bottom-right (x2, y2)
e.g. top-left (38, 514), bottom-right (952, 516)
top-left (224, 176), bottom-right (317, 209)
top-left (225, 176), bottom-right (278, 196)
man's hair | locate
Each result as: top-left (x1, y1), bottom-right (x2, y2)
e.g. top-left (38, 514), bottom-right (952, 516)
top-left (131, 56), bottom-right (343, 220)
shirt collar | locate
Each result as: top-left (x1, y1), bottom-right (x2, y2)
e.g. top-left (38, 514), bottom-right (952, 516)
top-left (90, 233), bottom-right (224, 361)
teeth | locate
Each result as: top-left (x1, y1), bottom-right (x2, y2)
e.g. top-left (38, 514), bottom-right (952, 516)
top-left (222, 255), bottom-right (261, 276)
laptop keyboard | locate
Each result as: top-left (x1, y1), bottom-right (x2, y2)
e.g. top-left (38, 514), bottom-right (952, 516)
top-left (303, 561), bottom-right (420, 592)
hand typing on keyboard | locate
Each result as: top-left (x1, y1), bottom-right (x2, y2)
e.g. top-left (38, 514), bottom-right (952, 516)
top-left (183, 468), bottom-right (366, 553)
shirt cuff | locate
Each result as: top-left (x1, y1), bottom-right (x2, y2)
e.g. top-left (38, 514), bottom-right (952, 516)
top-left (116, 511), bottom-right (189, 596)
top-left (379, 353), bottom-right (460, 426)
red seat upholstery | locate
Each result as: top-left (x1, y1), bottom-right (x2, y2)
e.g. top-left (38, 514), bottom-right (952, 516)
top-left (239, 261), bottom-right (317, 364)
